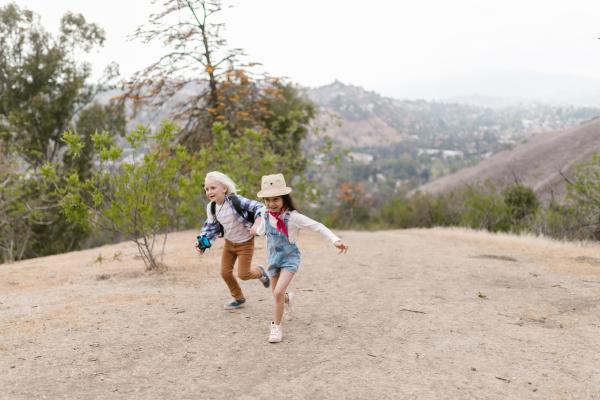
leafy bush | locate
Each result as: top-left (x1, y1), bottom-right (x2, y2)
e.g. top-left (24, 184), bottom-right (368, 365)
top-left (528, 204), bottom-right (585, 240)
top-left (456, 182), bottom-right (510, 232)
top-left (60, 122), bottom-right (190, 271)
top-left (503, 184), bottom-right (539, 231)
top-left (0, 155), bottom-right (89, 263)
top-left (376, 181), bottom-right (535, 234)
top-left (567, 154), bottom-right (600, 239)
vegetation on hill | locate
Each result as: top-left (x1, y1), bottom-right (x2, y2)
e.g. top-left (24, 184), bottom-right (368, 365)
top-left (314, 170), bottom-right (600, 241)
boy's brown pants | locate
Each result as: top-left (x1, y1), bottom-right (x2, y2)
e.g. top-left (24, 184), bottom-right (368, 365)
top-left (221, 237), bottom-right (262, 300)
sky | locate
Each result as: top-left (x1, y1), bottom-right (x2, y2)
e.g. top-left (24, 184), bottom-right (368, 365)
top-left (8, 0), bottom-right (600, 104)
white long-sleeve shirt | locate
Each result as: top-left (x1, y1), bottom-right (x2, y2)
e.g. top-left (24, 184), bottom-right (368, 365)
top-left (256, 209), bottom-right (341, 245)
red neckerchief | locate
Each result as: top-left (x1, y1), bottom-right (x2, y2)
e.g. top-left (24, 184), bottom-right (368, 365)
top-left (268, 209), bottom-right (289, 238)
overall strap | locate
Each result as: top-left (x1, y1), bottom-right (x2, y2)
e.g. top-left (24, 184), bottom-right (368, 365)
top-left (283, 211), bottom-right (291, 228)
top-left (264, 210), bottom-right (274, 230)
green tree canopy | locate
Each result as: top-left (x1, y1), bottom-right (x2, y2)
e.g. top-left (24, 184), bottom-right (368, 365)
top-left (0, 3), bottom-right (126, 262)
top-left (0, 2), bottom-right (106, 167)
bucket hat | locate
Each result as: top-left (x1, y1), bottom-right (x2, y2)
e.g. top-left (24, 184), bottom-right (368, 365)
top-left (257, 173), bottom-right (293, 198)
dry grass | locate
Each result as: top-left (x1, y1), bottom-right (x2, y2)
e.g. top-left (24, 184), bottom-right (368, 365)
top-left (414, 227), bottom-right (600, 275)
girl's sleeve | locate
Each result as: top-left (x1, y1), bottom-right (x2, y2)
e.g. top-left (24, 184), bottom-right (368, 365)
top-left (291, 212), bottom-right (341, 244)
top-left (199, 203), bottom-right (221, 241)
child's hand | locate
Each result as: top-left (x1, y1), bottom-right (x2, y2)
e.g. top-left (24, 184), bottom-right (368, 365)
top-left (194, 242), bottom-right (204, 255)
top-left (334, 240), bottom-right (348, 254)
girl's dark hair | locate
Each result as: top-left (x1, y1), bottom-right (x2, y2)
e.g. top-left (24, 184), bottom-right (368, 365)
top-left (281, 194), bottom-right (298, 212)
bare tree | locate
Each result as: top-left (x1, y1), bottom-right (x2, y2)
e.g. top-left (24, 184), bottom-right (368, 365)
top-left (123, 0), bottom-right (249, 148)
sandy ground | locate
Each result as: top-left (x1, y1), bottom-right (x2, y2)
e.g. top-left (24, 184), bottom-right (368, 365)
top-left (1, 228), bottom-right (600, 400)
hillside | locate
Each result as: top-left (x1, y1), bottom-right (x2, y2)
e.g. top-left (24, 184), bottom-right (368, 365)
top-left (418, 117), bottom-right (600, 201)
top-left (308, 81), bottom-right (600, 150)
top-left (96, 82), bottom-right (600, 194)
top-left (2, 228), bottom-right (599, 399)
top-left (306, 82), bottom-right (600, 193)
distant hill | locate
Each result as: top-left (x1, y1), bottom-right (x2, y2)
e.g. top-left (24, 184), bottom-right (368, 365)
top-left (96, 81), bottom-right (600, 195)
top-left (417, 118), bottom-right (600, 202)
top-left (305, 81), bottom-right (600, 194)
top-left (443, 94), bottom-right (532, 109)
top-left (100, 81), bottom-right (600, 155)
top-left (307, 81), bottom-right (600, 151)
top-left (308, 81), bottom-right (410, 147)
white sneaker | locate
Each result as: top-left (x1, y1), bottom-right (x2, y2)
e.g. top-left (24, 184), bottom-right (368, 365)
top-left (284, 292), bottom-right (294, 321)
top-left (268, 322), bottom-right (282, 343)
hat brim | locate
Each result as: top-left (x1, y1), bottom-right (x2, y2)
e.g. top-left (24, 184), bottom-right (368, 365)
top-left (256, 187), bottom-right (292, 198)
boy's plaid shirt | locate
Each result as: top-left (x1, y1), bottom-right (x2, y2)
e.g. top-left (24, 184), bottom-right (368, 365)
top-left (199, 195), bottom-right (265, 241)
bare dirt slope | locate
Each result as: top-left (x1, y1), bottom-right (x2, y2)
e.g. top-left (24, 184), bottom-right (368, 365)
top-left (1, 228), bottom-right (599, 399)
top-left (418, 118), bottom-right (600, 203)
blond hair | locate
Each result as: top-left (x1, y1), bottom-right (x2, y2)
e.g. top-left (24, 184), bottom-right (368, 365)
top-left (204, 171), bottom-right (237, 195)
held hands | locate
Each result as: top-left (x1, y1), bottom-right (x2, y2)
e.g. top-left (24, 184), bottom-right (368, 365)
top-left (249, 216), bottom-right (263, 236)
top-left (334, 240), bottom-right (349, 254)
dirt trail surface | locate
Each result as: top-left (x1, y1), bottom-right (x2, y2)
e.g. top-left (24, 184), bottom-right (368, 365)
top-left (1, 228), bottom-right (599, 399)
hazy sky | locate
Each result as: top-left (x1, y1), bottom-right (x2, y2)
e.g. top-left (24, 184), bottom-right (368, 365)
top-left (9, 0), bottom-right (600, 102)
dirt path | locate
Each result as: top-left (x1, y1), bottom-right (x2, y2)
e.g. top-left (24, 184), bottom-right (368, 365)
top-left (1, 228), bottom-right (599, 399)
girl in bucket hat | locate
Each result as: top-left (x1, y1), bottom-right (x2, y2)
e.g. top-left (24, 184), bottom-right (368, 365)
top-left (251, 173), bottom-right (348, 343)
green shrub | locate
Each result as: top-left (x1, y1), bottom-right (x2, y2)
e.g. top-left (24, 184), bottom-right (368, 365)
top-left (567, 154), bottom-right (600, 239)
top-left (503, 184), bottom-right (539, 231)
top-left (61, 122), bottom-right (190, 271)
top-left (459, 182), bottom-right (511, 232)
top-left (528, 204), bottom-right (584, 240)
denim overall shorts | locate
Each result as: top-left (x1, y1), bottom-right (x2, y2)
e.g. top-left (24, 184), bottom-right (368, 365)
top-left (265, 212), bottom-right (301, 277)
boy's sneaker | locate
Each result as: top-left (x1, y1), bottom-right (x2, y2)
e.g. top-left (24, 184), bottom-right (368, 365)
top-left (224, 298), bottom-right (246, 310)
top-left (284, 292), bottom-right (294, 321)
top-left (258, 265), bottom-right (270, 288)
top-left (268, 322), bottom-right (282, 343)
